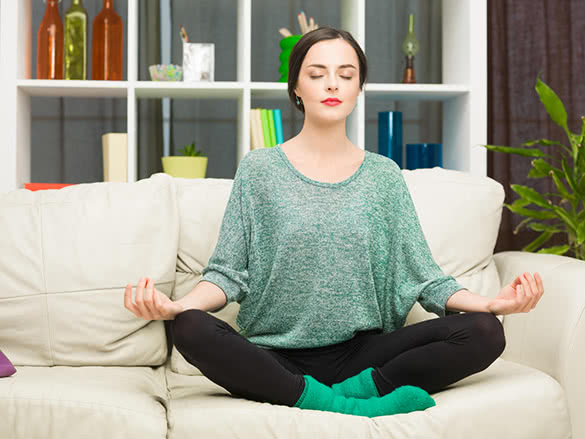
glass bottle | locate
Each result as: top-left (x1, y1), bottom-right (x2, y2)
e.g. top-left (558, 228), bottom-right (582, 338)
top-left (37, 0), bottom-right (64, 80)
top-left (401, 14), bottom-right (420, 84)
top-left (64, 0), bottom-right (88, 80)
top-left (92, 0), bottom-right (124, 80)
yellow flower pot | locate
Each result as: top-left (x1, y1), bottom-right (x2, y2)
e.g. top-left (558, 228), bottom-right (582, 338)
top-left (161, 156), bottom-right (208, 178)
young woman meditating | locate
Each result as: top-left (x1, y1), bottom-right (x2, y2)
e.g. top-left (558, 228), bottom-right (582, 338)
top-left (124, 26), bottom-right (545, 418)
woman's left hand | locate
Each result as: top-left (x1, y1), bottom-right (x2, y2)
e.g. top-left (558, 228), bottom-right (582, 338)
top-left (486, 272), bottom-right (544, 316)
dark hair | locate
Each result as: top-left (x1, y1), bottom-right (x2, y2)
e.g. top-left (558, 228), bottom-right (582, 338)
top-left (287, 26), bottom-right (368, 114)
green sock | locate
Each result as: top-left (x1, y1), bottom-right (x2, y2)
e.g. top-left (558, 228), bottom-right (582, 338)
top-left (331, 367), bottom-right (380, 398)
top-left (293, 375), bottom-right (435, 418)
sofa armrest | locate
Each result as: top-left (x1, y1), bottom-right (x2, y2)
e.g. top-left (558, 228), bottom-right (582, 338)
top-left (493, 250), bottom-right (585, 439)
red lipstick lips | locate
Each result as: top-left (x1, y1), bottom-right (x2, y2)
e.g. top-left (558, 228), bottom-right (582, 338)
top-left (322, 98), bottom-right (342, 105)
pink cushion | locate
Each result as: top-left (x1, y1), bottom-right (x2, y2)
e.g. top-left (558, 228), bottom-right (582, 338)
top-left (0, 350), bottom-right (16, 377)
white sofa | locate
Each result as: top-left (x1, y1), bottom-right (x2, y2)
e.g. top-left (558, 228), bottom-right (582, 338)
top-left (1, 166), bottom-right (582, 439)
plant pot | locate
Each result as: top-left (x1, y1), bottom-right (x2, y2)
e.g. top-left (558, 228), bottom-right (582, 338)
top-left (161, 156), bottom-right (208, 178)
top-left (279, 35), bottom-right (303, 82)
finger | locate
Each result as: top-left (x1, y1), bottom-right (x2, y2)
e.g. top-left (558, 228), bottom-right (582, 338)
top-left (151, 282), bottom-right (163, 319)
top-left (143, 278), bottom-right (157, 318)
top-left (526, 272), bottom-right (538, 296)
top-left (532, 272), bottom-right (545, 308)
top-left (535, 272), bottom-right (545, 295)
top-left (526, 272), bottom-right (540, 310)
top-left (516, 282), bottom-right (526, 312)
top-left (520, 274), bottom-right (533, 312)
top-left (135, 277), bottom-right (151, 318)
top-left (526, 273), bottom-right (540, 310)
top-left (124, 283), bottom-right (140, 316)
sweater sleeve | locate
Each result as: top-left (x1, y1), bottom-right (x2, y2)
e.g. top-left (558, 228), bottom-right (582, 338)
top-left (198, 160), bottom-right (251, 308)
top-left (391, 167), bottom-right (465, 317)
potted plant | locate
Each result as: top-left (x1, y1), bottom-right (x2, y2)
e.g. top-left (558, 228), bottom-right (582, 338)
top-left (161, 142), bottom-right (208, 179)
top-left (479, 73), bottom-right (585, 260)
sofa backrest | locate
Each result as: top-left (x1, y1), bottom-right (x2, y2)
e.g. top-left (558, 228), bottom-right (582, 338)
top-left (169, 166), bottom-right (506, 376)
top-left (0, 173), bottom-right (178, 366)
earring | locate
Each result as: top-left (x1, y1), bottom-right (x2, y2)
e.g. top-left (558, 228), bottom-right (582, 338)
top-left (296, 95), bottom-right (302, 105)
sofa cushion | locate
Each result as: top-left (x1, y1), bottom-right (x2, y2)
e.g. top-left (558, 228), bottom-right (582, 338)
top-left (0, 365), bottom-right (169, 439)
top-left (169, 166), bottom-right (505, 376)
top-left (0, 173), bottom-right (178, 366)
top-left (163, 358), bottom-right (570, 439)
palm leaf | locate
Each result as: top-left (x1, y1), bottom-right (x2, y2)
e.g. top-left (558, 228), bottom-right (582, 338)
top-left (510, 184), bottom-right (552, 209)
top-left (479, 144), bottom-right (553, 158)
top-left (535, 74), bottom-right (569, 132)
top-left (536, 244), bottom-right (571, 255)
top-left (505, 203), bottom-right (556, 220)
top-left (522, 230), bottom-right (554, 252)
top-left (528, 222), bottom-right (563, 233)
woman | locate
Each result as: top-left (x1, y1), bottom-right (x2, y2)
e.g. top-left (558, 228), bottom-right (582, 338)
top-left (124, 27), bottom-right (545, 418)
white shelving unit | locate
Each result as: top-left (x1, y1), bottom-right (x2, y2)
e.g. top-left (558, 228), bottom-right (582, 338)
top-left (0, 0), bottom-right (487, 193)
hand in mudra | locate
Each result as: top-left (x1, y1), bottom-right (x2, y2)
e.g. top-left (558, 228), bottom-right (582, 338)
top-left (487, 272), bottom-right (544, 316)
top-left (124, 277), bottom-right (183, 321)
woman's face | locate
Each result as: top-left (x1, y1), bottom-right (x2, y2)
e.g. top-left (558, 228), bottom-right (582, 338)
top-left (295, 38), bottom-right (361, 121)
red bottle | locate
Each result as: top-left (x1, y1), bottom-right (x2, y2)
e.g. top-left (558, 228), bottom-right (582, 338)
top-left (91, 0), bottom-right (123, 80)
top-left (37, 0), bottom-right (64, 80)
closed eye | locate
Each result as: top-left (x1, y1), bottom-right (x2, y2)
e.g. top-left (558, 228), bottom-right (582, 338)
top-left (310, 76), bottom-right (352, 80)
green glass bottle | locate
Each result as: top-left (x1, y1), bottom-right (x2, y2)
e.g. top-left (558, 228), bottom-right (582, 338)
top-left (64, 0), bottom-right (88, 80)
top-left (401, 14), bottom-right (420, 84)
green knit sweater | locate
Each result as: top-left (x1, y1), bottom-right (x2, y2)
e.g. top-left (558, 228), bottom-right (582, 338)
top-left (197, 143), bottom-right (464, 349)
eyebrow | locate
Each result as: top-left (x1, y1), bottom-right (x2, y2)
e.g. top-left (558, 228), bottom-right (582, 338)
top-left (306, 64), bottom-right (357, 70)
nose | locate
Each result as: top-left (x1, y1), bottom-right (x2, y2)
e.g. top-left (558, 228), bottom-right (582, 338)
top-left (326, 73), bottom-right (339, 92)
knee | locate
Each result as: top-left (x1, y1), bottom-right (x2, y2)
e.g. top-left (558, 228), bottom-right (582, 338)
top-left (170, 309), bottom-right (210, 352)
top-left (471, 312), bottom-right (506, 360)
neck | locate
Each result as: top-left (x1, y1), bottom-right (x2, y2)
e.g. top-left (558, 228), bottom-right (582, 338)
top-left (103, 0), bottom-right (113, 7)
top-left (292, 115), bottom-right (355, 162)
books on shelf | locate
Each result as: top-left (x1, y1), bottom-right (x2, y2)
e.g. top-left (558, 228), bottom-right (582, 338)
top-left (250, 108), bottom-right (283, 150)
top-left (102, 133), bottom-right (128, 182)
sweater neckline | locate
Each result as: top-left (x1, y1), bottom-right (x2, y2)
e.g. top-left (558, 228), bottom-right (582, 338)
top-left (274, 143), bottom-right (368, 188)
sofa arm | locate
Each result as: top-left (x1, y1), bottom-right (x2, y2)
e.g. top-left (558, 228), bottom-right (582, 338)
top-left (493, 250), bottom-right (585, 439)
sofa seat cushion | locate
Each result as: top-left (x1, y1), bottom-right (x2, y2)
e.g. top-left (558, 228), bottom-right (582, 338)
top-left (0, 365), bottom-right (169, 439)
top-left (164, 358), bottom-right (570, 439)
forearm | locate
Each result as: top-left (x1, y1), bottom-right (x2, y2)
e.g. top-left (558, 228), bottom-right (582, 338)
top-left (446, 289), bottom-right (492, 313)
top-left (176, 280), bottom-right (227, 313)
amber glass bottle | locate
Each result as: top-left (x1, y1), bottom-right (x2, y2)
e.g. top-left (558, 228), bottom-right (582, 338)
top-left (64, 0), bottom-right (88, 80)
top-left (91, 0), bottom-right (123, 80)
top-left (37, 0), bottom-right (64, 80)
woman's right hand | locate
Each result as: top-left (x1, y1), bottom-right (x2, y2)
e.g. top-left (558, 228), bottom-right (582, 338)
top-left (124, 277), bottom-right (183, 321)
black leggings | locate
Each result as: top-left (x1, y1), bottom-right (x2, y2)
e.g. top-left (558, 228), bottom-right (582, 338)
top-left (170, 309), bottom-right (506, 407)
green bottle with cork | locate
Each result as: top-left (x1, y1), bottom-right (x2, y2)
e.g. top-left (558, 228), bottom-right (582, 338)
top-left (64, 0), bottom-right (88, 80)
top-left (401, 14), bottom-right (420, 84)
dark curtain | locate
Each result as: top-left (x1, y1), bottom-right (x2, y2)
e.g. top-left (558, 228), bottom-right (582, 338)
top-left (487, 0), bottom-right (585, 257)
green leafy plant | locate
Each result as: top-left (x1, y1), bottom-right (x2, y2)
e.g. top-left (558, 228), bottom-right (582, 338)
top-left (177, 142), bottom-right (205, 157)
top-left (479, 73), bottom-right (585, 260)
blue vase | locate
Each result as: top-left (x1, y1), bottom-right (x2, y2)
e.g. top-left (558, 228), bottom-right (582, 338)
top-left (378, 112), bottom-right (403, 168)
top-left (406, 143), bottom-right (442, 169)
